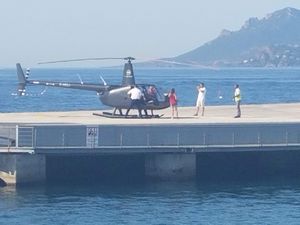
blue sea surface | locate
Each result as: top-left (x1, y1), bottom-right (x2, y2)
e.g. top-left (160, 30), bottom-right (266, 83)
top-left (1, 67), bottom-right (300, 224)
top-left (1, 181), bottom-right (300, 225)
top-left (0, 67), bottom-right (300, 112)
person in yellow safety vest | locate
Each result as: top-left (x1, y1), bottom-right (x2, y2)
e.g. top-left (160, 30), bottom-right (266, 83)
top-left (233, 84), bottom-right (241, 118)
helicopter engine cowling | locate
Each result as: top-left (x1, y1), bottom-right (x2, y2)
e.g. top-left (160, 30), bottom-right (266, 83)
top-left (99, 86), bottom-right (132, 108)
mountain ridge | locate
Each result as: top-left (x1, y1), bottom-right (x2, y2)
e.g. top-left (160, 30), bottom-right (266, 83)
top-left (169, 7), bottom-right (300, 67)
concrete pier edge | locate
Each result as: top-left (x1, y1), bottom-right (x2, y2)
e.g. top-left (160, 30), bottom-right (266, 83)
top-left (0, 153), bottom-right (45, 186)
top-left (0, 103), bottom-right (300, 185)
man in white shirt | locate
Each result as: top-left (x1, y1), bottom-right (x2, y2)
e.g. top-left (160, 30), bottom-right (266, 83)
top-left (233, 84), bottom-right (241, 118)
top-left (194, 83), bottom-right (206, 117)
top-left (125, 85), bottom-right (144, 117)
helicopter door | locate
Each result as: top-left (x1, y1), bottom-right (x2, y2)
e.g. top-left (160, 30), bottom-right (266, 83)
top-left (155, 87), bottom-right (168, 102)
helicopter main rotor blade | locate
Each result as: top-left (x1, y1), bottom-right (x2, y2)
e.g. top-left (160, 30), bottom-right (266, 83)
top-left (149, 59), bottom-right (217, 70)
top-left (38, 57), bottom-right (135, 65)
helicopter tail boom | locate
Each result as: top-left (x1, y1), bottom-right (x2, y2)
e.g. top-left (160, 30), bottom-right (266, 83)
top-left (16, 63), bottom-right (109, 95)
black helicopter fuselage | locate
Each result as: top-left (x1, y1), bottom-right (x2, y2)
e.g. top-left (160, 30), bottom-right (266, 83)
top-left (16, 58), bottom-right (170, 111)
top-left (100, 84), bottom-right (169, 109)
top-left (24, 80), bottom-right (169, 110)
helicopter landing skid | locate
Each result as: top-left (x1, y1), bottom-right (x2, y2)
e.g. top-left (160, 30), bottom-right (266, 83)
top-left (93, 112), bottom-right (164, 119)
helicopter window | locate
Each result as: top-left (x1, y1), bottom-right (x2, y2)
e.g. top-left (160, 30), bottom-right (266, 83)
top-left (155, 87), bottom-right (167, 102)
top-left (138, 85), bottom-right (166, 102)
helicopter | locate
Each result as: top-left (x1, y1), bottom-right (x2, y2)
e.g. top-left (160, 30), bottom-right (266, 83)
top-left (16, 57), bottom-right (170, 118)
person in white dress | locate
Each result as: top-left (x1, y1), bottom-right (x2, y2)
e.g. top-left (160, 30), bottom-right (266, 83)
top-left (194, 83), bottom-right (206, 117)
top-left (233, 84), bottom-right (241, 118)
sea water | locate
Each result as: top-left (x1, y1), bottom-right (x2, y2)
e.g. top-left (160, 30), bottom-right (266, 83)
top-left (0, 67), bottom-right (300, 112)
top-left (1, 67), bottom-right (300, 224)
top-left (1, 181), bottom-right (300, 224)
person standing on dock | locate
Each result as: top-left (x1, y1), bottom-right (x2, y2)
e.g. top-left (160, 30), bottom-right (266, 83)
top-left (126, 85), bottom-right (143, 118)
top-left (194, 83), bottom-right (206, 117)
top-left (168, 88), bottom-right (178, 119)
top-left (233, 84), bottom-right (241, 118)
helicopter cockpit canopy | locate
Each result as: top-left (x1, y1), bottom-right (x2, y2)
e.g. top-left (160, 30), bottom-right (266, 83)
top-left (138, 84), bottom-right (167, 103)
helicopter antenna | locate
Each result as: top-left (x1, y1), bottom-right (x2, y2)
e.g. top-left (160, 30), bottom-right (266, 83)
top-left (77, 74), bottom-right (83, 85)
top-left (99, 75), bottom-right (107, 86)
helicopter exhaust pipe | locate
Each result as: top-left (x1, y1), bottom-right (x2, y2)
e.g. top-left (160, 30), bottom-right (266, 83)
top-left (16, 63), bottom-right (27, 96)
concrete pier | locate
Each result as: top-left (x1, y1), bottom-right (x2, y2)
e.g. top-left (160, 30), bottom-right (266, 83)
top-left (145, 153), bottom-right (196, 181)
top-left (1, 103), bottom-right (300, 125)
top-left (0, 154), bottom-right (45, 185)
top-left (0, 103), bottom-right (300, 185)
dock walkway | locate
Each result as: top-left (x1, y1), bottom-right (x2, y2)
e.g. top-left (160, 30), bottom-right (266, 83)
top-left (1, 103), bottom-right (300, 185)
top-left (0, 103), bottom-right (299, 154)
top-left (1, 103), bottom-right (300, 125)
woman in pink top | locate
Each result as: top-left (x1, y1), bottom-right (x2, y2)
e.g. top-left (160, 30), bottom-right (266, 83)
top-left (168, 88), bottom-right (178, 119)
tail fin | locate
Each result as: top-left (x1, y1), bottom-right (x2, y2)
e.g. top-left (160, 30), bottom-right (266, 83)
top-left (16, 63), bottom-right (27, 96)
top-left (122, 60), bottom-right (135, 86)
top-left (16, 63), bottom-right (26, 84)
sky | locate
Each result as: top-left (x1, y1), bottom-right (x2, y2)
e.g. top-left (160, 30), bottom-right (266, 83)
top-left (1, 0), bottom-right (300, 67)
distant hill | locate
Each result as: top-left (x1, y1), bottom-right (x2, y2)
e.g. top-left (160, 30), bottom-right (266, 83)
top-left (167, 7), bottom-right (300, 67)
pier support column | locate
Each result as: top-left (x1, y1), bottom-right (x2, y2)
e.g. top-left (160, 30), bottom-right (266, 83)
top-left (145, 153), bottom-right (196, 181)
top-left (0, 154), bottom-right (46, 186)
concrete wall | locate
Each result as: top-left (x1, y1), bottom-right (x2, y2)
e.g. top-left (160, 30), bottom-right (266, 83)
top-left (3, 150), bottom-right (300, 185)
top-left (46, 154), bottom-right (145, 184)
top-left (197, 149), bottom-right (300, 181)
top-left (0, 154), bottom-right (17, 185)
top-left (145, 153), bottom-right (196, 181)
top-left (0, 154), bottom-right (45, 185)
top-left (45, 153), bottom-right (196, 183)
top-left (1, 123), bottom-right (300, 185)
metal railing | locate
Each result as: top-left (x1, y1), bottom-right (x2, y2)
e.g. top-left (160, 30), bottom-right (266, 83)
top-left (0, 126), bottom-right (16, 152)
top-left (1, 124), bottom-right (299, 153)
